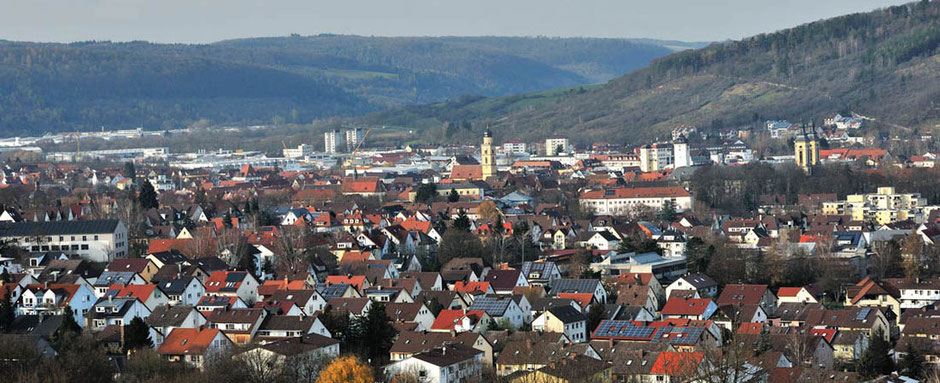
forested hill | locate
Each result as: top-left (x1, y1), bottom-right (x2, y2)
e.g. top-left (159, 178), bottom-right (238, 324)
top-left (361, 1), bottom-right (940, 145)
top-left (0, 36), bottom-right (682, 136)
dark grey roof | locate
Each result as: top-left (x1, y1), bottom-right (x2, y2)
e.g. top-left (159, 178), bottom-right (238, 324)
top-left (158, 277), bottom-right (197, 295)
top-left (146, 305), bottom-right (199, 327)
top-left (678, 273), bottom-right (718, 289)
top-left (94, 271), bottom-right (139, 287)
top-left (411, 343), bottom-right (482, 367)
top-left (7, 314), bottom-right (64, 338)
top-left (547, 279), bottom-right (601, 295)
top-left (547, 305), bottom-right (585, 324)
top-left (468, 295), bottom-right (513, 316)
top-left (256, 333), bottom-right (339, 356)
top-left (148, 250), bottom-right (188, 265)
top-left (0, 219), bottom-right (121, 237)
top-left (258, 315), bottom-right (316, 332)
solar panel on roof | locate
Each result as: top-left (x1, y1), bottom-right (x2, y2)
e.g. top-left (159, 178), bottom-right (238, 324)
top-left (857, 308), bottom-right (872, 320)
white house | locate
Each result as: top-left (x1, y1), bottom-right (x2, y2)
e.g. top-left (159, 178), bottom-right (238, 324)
top-left (468, 295), bottom-right (526, 330)
top-left (532, 305), bottom-right (588, 343)
top-left (87, 297), bottom-right (151, 331)
top-left (666, 273), bottom-right (719, 299)
top-left (385, 343), bottom-right (484, 383)
top-left (18, 283), bottom-right (97, 328)
top-left (0, 219), bottom-right (129, 262)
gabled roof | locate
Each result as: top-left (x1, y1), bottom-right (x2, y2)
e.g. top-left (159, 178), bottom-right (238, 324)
top-left (662, 298), bottom-right (713, 316)
top-left (204, 271), bottom-right (250, 294)
top-left (546, 305), bottom-right (585, 324)
top-left (431, 309), bottom-right (487, 331)
top-left (106, 258), bottom-right (152, 274)
top-left (649, 351), bottom-right (704, 376)
top-left (716, 284), bottom-right (770, 306)
top-left (483, 270), bottom-right (523, 292)
top-left (158, 328), bottom-right (222, 355)
top-left (147, 305), bottom-right (202, 328)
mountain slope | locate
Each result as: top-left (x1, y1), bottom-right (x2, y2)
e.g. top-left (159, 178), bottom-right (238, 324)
top-left (362, 1), bottom-right (940, 144)
top-left (0, 36), bottom-right (676, 136)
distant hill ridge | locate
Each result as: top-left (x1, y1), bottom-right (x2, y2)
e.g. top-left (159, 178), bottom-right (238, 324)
top-left (0, 35), bottom-right (681, 136)
top-left (359, 1), bottom-right (940, 145)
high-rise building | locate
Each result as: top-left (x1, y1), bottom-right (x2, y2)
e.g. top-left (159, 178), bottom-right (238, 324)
top-left (794, 124), bottom-right (819, 172)
top-left (345, 128), bottom-right (364, 152)
top-left (673, 135), bottom-right (691, 168)
top-left (545, 136), bottom-right (569, 156)
top-left (481, 129), bottom-right (497, 180)
top-left (324, 130), bottom-right (342, 153)
top-left (638, 144), bottom-right (674, 172)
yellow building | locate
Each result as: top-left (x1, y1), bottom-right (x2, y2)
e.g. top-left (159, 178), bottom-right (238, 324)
top-left (482, 129), bottom-right (497, 180)
top-left (822, 187), bottom-right (931, 224)
top-left (794, 124), bottom-right (819, 172)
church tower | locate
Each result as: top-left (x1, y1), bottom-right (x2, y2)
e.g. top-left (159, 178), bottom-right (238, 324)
top-left (794, 123), bottom-right (819, 172)
top-left (481, 128), bottom-right (497, 180)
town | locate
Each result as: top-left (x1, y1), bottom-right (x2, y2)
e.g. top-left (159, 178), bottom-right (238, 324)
top-left (0, 111), bottom-right (938, 383)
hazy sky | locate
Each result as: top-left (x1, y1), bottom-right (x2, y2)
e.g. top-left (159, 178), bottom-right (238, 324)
top-left (0, 0), bottom-right (910, 44)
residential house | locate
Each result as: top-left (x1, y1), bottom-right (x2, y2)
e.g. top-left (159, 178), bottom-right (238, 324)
top-left (158, 328), bottom-right (232, 368)
top-left (532, 305), bottom-right (588, 343)
top-left (385, 343), bottom-right (484, 383)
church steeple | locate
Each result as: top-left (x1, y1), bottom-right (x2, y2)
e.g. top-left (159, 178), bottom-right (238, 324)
top-left (794, 121), bottom-right (819, 172)
top-left (481, 127), bottom-right (496, 180)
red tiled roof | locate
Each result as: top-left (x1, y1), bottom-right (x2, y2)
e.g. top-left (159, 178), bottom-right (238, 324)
top-left (649, 352), bottom-right (704, 376)
top-left (776, 287), bottom-right (804, 298)
top-left (430, 309), bottom-right (486, 331)
top-left (450, 165), bottom-right (483, 181)
top-left (662, 298), bottom-right (713, 316)
top-left (557, 293), bottom-right (593, 310)
top-left (453, 281), bottom-right (490, 294)
top-left (717, 284), bottom-right (769, 306)
top-left (158, 328), bottom-right (221, 355)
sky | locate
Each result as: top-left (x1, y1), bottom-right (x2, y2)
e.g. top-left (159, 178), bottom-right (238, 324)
top-left (0, 0), bottom-right (911, 44)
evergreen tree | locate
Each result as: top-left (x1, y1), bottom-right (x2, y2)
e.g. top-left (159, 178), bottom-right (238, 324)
top-left (425, 297), bottom-right (444, 317)
top-left (123, 161), bottom-right (136, 180)
top-left (898, 342), bottom-right (926, 379)
top-left (858, 329), bottom-right (894, 378)
top-left (194, 188), bottom-right (207, 205)
top-left (51, 309), bottom-right (82, 350)
top-left (138, 180), bottom-right (159, 210)
top-left (448, 188), bottom-right (460, 202)
top-left (414, 183), bottom-right (437, 204)
top-left (123, 316), bottom-right (153, 352)
top-left (223, 212), bottom-right (233, 228)
top-left (452, 210), bottom-right (471, 231)
top-left (347, 302), bottom-right (398, 367)
top-left (657, 199), bottom-right (677, 222)
top-left (251, 198), bottom-right (260, 212)
top-left (493, 214), bottom-right (504, 236)
top-left (755, 326), bottom-right (773, 355)
top-left (585, 302), bottom-right (606, 336)
top-left (0, 285), bottom-right (14, 331)
top-left (243, 200), bottom-right (252, 215)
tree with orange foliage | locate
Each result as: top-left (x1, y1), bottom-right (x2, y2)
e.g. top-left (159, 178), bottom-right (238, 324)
top-left (316, 355), bottom-right (373, 383)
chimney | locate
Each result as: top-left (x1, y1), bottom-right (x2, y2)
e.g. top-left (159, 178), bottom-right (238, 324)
top-left (442, 346), bottom-right (446, 356)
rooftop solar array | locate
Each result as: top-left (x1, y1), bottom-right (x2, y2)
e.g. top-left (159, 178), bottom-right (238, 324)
top-left (592, 320), bottom-right (655, 339)
top-left (468, 296), bottom-right (510, 316)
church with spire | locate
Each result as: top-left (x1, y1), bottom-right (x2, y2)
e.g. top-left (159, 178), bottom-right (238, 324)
top-left (481, 128), bottom-right (497, 180)
top-left (794, 123), bottom-right (819, 172)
